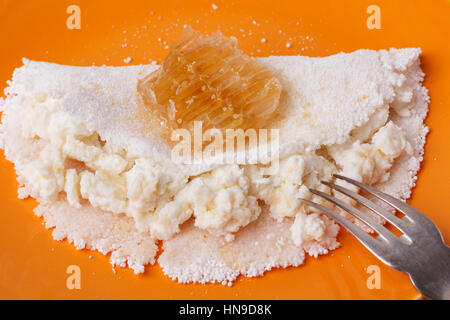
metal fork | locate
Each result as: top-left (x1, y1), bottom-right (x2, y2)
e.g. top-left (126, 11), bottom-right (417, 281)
top-left (301, 174), bottom-right (450, 300)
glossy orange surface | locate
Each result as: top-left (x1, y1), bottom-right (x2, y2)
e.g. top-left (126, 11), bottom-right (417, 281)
top-left (0, 0), bottom-right (449, 299)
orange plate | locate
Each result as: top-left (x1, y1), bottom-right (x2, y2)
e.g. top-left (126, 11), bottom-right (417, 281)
top-left (0, 0), bottom-right (449, 300)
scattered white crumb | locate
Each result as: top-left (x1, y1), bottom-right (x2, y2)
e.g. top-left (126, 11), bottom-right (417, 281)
top-left (260, 38), bottom-right (266, 43)
top-left (123, 57), bottom-right (133, 64)
top-left (285, 42), bottom-right (291, 48)
top-left (211, 4), bottom-right (219, 10)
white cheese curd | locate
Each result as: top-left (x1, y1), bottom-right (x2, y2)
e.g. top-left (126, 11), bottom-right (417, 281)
top-left (329, 120), bottom-right (411, 187)
top-left (63, 135), bottom-right (129, 175)
top-left (179, 165), bottom-right (261, 242)
top-left (80, 170), bottom-right (128, 214)
top-left (192, 165), bottom-right (261, 240)
top-left (64, 169), bottom-right (81, 208)
top-left (21, 144), bottom-right (65, 200)
top-left (372, 121), bottom-right (412, 157)
top-left (246, 154), bottom-right (336, 245)
top-left (125, 158), bottom-right (188, 217)
top-left (290, 212), bottom-right (326, 247)
top-left (249, 154), bottom-right (336, 220)
top-left (133, 165), bottom-right (260, 241)
top-left (145, 201), bottom-right (192, 240)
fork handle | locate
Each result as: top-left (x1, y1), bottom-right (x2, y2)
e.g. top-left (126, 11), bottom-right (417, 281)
top-left (409, 244), bottom-right (450, 300)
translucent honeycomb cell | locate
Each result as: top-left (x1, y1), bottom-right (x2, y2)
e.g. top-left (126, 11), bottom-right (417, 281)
top-left (138, 27), bottom-right (282, 131)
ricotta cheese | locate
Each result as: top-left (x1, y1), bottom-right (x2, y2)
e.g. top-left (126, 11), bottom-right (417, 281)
top-left (15, 91), bottom-right (410, 245)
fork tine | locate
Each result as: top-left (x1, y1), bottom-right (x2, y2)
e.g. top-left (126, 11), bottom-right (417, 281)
top-left (333, 174), bottom-right (431, 225)
top-left (308, 189), bottom-right (399, 243)
top-left (321, 180), bottom-right (412, 235)
top-left (300, 198), bottom-right (389, 258)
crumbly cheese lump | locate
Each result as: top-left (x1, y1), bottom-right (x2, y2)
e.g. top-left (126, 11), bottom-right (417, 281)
top-left (15, 90), bottom-right (411, 246)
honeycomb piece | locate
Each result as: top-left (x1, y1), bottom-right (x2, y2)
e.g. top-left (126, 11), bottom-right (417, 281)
top-left (138, 27), bottom-right (282, 131)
